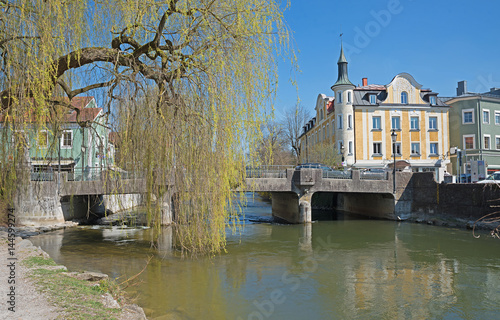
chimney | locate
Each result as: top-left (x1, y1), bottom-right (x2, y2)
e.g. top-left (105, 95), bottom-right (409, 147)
top-left (362, 78), bottom-right (368, 87)
top-left (457, 80), bottom-right (467, 96)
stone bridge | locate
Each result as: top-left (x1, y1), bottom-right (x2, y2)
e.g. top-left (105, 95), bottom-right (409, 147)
top-left (245, 167), bottom-right (415, 223)
top-left (14, 166), bottom-right (438, 226)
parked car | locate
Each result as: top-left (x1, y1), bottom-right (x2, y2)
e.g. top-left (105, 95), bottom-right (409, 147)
top-left (477, 172), bottom-right (500, 184)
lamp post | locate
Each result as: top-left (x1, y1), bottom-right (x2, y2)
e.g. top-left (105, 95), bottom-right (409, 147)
top-left (391, 129), bottom-right (397, 194)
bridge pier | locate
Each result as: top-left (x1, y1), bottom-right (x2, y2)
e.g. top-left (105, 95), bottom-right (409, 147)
top-left (270, 192), bottom-right (312, 224)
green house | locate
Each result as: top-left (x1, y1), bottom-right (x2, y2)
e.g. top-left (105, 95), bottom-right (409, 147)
top-left (1, 97), bottom-right (113, 180)
top-left (445, 81), bottom-right (500, 176)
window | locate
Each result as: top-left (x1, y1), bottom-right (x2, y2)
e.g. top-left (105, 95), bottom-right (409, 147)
top-left (484, 135), bottom-right (490, 149)
top-left (496, 112), bottom-right (500, 125)
top-left (430, 143), bottom-right (438, 155)
top-left (320, 109), bottom-right (324, 121)
top-left (372, 116), bottom-right (381, 130)
top-left (338, 141), bottom-right (344, 154)
top-left (462, 109), bottom-right (474, 124)
top-left (331, 120), bottom-right (335, 135)
top-left (429, 117), bottom-right (438, 130)
top-left (38, 131), bottom-right (48, 148)
top-left (464, 135), bottom-right (475, 149)
top-left (392, 142), bottom-right (401, 155)
top-left (430, 96), bottom-right (436, 105)
top-left (373, 142), bottom-right (382, 155)
top-left (496, 136), bottom-right (500, 149)
top-left (338, 115), bottom-right (343, 129)
top-left (392, 116), bottom-right (401, 130)
top-left (411, 142), bottom-right (420, 155)
top-left (337, 91), bottom-right (343, 104)
top-left (347, 114), bottom-right (352, 129)
top-left (370, 94), bottom-right (377, 105)
top-left (483, 110), bottom-right (490, 124)
top-left (61, 130), bottom-right (73, 148)
top-left (401, 91), bottom-right (408, 104)
top-left (410, 117), bottom-right (419, 130)
top-left (348, 141), bottom-right (353, 155)
top-left (347, 91), bottom-right (352, 103)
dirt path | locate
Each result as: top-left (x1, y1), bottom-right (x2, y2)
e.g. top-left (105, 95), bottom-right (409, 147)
top-left (0, 231), bottom-right (147, 320)
top-left (0, 234), bottom-right (61, 320)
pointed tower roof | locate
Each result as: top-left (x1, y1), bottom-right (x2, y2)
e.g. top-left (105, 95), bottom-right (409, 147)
top-left (332, 43), bottom-right (354, 88)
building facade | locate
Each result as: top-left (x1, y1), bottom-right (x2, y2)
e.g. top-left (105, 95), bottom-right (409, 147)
top-left (444, 81), bottom-right (500, 175)
top-left (300, 45), bottom-right (451, 181)
top-left (1, 96), bottom-right (113, 176)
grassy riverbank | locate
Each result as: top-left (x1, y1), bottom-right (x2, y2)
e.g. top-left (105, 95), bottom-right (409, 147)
top-left (0, 234), bottom-right (146, 319)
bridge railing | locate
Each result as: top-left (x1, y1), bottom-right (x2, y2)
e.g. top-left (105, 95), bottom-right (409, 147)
top-left (322, 170), bottom-right (352, 179)
top-left (246, 165), bottom-right (294, 178)
top-left (30, 167), bottom-right (144, 182)
top-left (359, 171), bottom-right (389, 180)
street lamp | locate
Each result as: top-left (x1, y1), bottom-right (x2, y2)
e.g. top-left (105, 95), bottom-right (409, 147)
top-left (391, 129), bottom-right (397, 193)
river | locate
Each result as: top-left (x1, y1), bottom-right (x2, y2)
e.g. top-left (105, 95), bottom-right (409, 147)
top-left (30, 193), bottom-right (500, 319)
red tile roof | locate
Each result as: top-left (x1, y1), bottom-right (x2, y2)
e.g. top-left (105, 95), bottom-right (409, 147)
top-left (0, 96), bottom-right (100, 123)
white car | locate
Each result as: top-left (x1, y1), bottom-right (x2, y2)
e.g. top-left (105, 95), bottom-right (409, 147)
top-left (477, 172), bottom-right (500, 184)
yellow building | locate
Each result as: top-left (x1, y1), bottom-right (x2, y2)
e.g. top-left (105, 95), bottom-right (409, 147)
top-left (300, 45), bottom-right (451, 181)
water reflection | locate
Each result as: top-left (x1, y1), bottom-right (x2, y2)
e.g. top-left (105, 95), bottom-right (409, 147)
top-left (30, 193), bottom-right (500, 319)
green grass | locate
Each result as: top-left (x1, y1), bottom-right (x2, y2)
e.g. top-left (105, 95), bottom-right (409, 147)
top-left (25, 260), bottom-right (123, 319)
top-left (22, 256), bottom-right (57, 267)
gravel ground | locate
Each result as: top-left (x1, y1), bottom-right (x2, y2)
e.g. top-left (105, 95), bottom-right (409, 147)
top-left (0, 232), bottom-right (146, 320)
top-left (0, 235), bottom-right (61, 320)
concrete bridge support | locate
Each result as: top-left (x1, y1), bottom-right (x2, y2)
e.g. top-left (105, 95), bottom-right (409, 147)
top-left (271, 192), bottom-right (312, 224)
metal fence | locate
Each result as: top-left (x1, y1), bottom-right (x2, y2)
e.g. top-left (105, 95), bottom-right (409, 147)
top-left (360, 171), bottom-right (389, 180)
top-left (322, 170), bottom-right (352, 179)
top-left (30, 167), bottom-right (143, 182)
top-left (245, 165), bottom-right (294, 178)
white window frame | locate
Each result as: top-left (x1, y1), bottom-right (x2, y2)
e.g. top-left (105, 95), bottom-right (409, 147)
top-left (429, 142), bottom-right (438, 155)
top-left (338, 115), bottom-right (343, 129)
top-left (369, 94), bottom-right (377, 105)
top-left (411, 142), bottom-right (420, 156)
top-left (462, 108), bottom-right (474, 124)
top-left (463, 134), bottom-right (475, 150)
top-left (496, 135), bottom-right (500, 150)
top-left (430, 96), bottom-right (436, 105)
top-left (484, 134), bottom-right (491, 150)
top-left (392, 116), bottom-right (401, 130)
top-left (61, 130), bottom-right (73, 149)
top-left (372, 116), bottom-right (381, 130)
top-left (429, 116), bottom-right (438, 130)
top-left (483, 109), bottom-right (490, 124)
top-left (410, 116), bottom-right (419, 130)
top-left (347, 114), bottom-right (352, 130)
top-left (348, 141), bottom-right (353, 155)
top-left (495, 112), bottom-right (500, 125)
top-left (337, 91), bottom-right (343, 104)
top-left (347, 91), bottom-right (352, 104)
top-left (401, 91), bottom-right (408, 104)
top-left (373, 142), bottom-right (382, 155)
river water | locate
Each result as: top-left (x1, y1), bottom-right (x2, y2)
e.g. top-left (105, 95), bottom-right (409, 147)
top-left (30, 193), bottom-right (500, 319)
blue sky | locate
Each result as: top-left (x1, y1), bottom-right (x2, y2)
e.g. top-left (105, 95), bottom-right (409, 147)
top-left (275, 0), bottom-right (500, 117)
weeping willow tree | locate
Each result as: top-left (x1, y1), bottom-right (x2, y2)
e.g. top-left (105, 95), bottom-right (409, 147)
top-left (0, 0), bottom-right (292, 254)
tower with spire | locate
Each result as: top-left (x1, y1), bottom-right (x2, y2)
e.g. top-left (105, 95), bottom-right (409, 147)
top-left (331, 41), bottom-right (355, 166)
